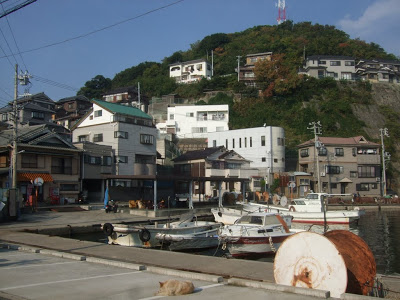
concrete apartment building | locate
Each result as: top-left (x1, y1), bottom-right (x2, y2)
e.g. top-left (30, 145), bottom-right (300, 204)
top-left (300, 55), bottom-right (356, 80)
top-left (207, 126), bottom-right (286, 186)
top-left (297, 136), bottom-right (382, 197)
top-left (169, 59), bottom-right (212, 84)
top-left (157, 104), bottom-right (229, 139)
top-left (72, 100), bottom-right (157, 190)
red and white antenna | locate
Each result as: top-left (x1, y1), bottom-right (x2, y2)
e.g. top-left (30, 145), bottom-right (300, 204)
top-left (277, 0), bottom-right (286, 24)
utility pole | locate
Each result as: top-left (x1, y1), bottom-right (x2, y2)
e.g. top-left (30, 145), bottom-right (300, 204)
top-left (379, 128), bottom-right (389, 196)
top-left (307, 121), bottom-right (323, 193)
top-left (137, 82), bottom-right (141, 109)
top-left (12, 64), bottom-right (18, 189)
top-left (236, 55), bottom-right (242, 82)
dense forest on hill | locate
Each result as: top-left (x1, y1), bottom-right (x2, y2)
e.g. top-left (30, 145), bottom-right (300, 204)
top-left (77, 21), bottom-right (400, 186)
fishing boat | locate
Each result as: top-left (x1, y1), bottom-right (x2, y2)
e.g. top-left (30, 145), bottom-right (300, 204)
top-left (241, 193), bottom-right (364, 225)
top-left (155, 226), bottom-right (221, 251)
top-left (102, 213), bottom-right (222, 248)
top-left (211, 206), bottom-right (256, 225)
top-left (218, 212), bottom-right (294, 258)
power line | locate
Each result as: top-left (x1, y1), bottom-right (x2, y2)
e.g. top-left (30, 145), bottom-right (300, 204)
top-left (0, 0), bottom-right (36, 19)
top-left (31, 74), bottom-right (78, 92)
top-left (0, 0), bottom-right (185, 59)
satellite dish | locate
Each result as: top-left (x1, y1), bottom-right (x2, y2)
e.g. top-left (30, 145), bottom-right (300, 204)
top-left (280, 196), bottom-right (288, 207)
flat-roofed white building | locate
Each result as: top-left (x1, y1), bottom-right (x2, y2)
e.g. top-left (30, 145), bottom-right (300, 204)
top-left (157, 105), bottom-right (229, 139)
top-left (207, 126), bottom-right (285, 178)
top-left (169, 59), bottom-right (212, 84)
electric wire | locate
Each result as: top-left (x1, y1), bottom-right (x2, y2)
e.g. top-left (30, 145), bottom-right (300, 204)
top-left (31, 74), bottom-right (78, 92)
top-left (0, 0), bottom-right (185, 59)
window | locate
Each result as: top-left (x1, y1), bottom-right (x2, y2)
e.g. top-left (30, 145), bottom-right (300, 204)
top-left (94, 110), bottom-right (102, 117)
top-left (135, 155), bottom-right (154, 164)
top-left (171, 66), bottom-right (180, 72)
top-left (169, 114), bottom-right (174, 120)
top-left (358, 166), bottom-right (378, 178)
top-left (111, 180), bottom-right (131, 187)
top-left (31, 111), bottom-right (44, 119)
top-left (89, 156), bottom-right (101, 165)
top-left (186, 112), bottom-right (194, 117)
top-left (277, 137), bottom-right (284, 146)
top-left (191, 127), bottom-right (207, 133)
top-left (102, 156), bottom-right (112, 166)
top-left (357, 183), bottom-right (369, 191)
top-left (115, 156), bottom-right (128, 163)
top-left (213, 140), bottom-right (217, 147)
top-left (140, 134), bottom-right (154, 145)
top-left (78, 135), bottom-right (89, 142)
top-left (319, 148), bottom-right (327, 156)
top-left (335, 148), bottom-right (344, 156)
top-left (330, 61), bottom-right (341, 66)
top-left (261, 136), bottom-right (265, 146)
top-left (232, 138), bottom-right (235, 148)
top-left (325, 166), bottom-right (343, 174)
top-left (345, 61), bottom-right (355, 66)
top-left (350, 171), bottom-right (358, 178)
top-left (68, 103), bottom-right (74, 109)
top-left (0, 156), bottom-right (8, 168)
top-left (300, 149), bottom-right (309, 157)
top-left (2, 113), bottom-right (7, 121)
top-left (52, 157), bottom-right (72, 174)
top-left (299, 179), bottom-right (310, 185)
top-left (22, 154), bottom-right (37, 168)
top-left (342, 73), bottom-right (353, 80)
top-left (262, 157), bottom-right (266, 162)
top-left (274, 158), bottom-right (278, 163)
top-left (225, 139), bottom-right (228, 149)
top-left (216, 126), bottom-right (224, 132)
top-left (114, 131), bottom-right (128, 139)
top-left (60, 184), bottom-right (78, 191)
top-left (371, 183), bottom-right (378, 189)
top-left (319, 60), bottom-right (326, 65)
top-left (245, 137), bottom-right (247, 148)
top-left (93, 133), bottom-right (103, 142)
top-left (239, 138), bottom-right (242, 148)
top-left (250, 137), bottom-right (252, 147)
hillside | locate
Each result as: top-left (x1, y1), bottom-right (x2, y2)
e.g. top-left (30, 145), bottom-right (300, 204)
top-left (77, 21), bottom-right (400, 190)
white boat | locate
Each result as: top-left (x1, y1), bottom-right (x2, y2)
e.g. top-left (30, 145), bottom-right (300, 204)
top-left (218, 212), bottom-right (294, 258)
top-left (211, 207), bottom-right (257, 225)
top-left (241, 193), bottom-right (364, 225)
top-left (102, 214), bottom-right (222, 248)
top-left (155, 227), bottom-right (221, 251)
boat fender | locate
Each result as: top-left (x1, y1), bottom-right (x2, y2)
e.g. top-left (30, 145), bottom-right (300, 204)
top-left (103, 223), bottom-right (114, 236)
top-left (289, 206), bottom-right (296, 212)
top-left (139, 228), bottom-right (151, 242)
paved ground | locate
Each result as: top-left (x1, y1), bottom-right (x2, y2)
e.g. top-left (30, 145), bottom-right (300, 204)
top-left (0, 206), bottom-right (399, 299)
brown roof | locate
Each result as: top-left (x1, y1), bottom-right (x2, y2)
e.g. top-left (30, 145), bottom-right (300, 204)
top-left (297, 136), bottom-right (380, 147)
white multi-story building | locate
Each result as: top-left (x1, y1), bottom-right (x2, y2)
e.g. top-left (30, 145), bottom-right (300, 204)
top-left (157, 105), bottom-right (229, 139)
top-left (300, 55), bottom-right (356, 80)
top-left (207, 126), bottom-right (286, 178)
top-left (72, 100), bottom-right (157, 186)
top-left (169, 59), bottom-right (212, 84)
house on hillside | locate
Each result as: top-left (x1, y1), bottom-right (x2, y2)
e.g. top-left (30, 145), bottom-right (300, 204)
top-left (102, 85), bottom-right (148, 112)
top-left (236, 52), bottom-right (272, 87)
top-left (54, 95), bottom-right (92, 129)
top-left (0, 124), bottom-right (82, 205)
top-left (356, 59), bottom-right (400, 83)
top-left (208, 126), bottom-right (286, 187)
top-left (71, 100), bottom-right (157, 199)
top-left (297, 136), bottom-right (381, 197)
top-left (299, 55), bottom-right (356, 80)
top-left (172, 146), bottom-right (259, 206)
top-left (157, 104), bottom-right (229, 139)
top-left (169, 59), bottom-right (212, 84)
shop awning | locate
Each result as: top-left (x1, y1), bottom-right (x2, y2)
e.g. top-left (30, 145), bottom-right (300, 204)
top-left (18, 172), bottom-right (53, 182)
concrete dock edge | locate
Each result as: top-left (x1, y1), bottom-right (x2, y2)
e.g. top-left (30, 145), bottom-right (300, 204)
top-left (227, 278), bottom-right (330, 298)
top-left (85, 256), bottom-right (145, 270)
top-left (146, 265), bottom-right (224, 283)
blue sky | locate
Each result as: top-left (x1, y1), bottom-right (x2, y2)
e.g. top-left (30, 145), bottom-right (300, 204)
top-left (0, 0), bottom-right (399, 105)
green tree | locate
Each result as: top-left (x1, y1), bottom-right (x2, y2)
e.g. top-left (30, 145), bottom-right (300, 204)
top-left (77, 75), bottom-right (111, 99)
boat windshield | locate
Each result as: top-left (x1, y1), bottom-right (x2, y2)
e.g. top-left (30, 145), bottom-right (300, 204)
top-left (306, 194), bottom-right (319, 200)
top-left (236, 215), bottom-right (263, 225)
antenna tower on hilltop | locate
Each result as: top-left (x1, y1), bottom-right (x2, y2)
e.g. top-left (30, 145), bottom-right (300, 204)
top-left (277, 0), bottom-right (286, 24)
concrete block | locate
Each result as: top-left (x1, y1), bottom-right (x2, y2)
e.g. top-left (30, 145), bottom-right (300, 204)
top-left (227, 278), bottom-right (330, 298)
top-left (146, 266), bottom-right (223, 283)
top-left (85, 257), bottom-right (145, 270)
top-left (39, 249), bottom-right (86, 261)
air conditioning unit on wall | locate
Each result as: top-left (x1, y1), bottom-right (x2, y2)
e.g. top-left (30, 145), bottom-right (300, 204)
top-left (320, 172), bottom-right (326, 177)
top-left (376, 177), bottom-right (381, 182)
